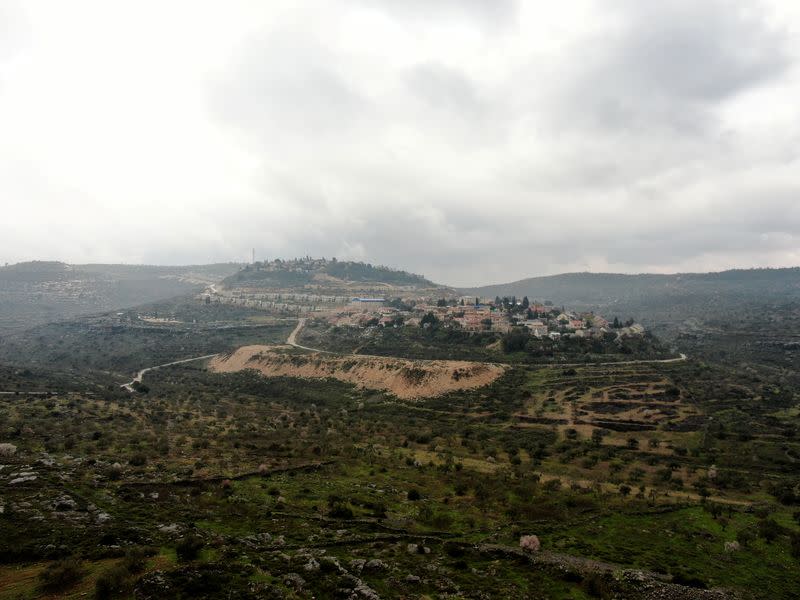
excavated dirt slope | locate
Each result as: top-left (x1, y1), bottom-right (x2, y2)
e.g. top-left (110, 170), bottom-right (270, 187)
top-left (209, 345), bottom-right (505, 399)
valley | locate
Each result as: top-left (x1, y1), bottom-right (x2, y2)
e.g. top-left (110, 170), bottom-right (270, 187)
top-left (0, 261), bottom-right (799, 599)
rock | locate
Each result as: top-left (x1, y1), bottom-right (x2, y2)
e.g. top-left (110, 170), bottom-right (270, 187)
top-left (303, 557), bottom-right (320, 572)
top-left (0, 443), bottom-right (17, 457)
top-left (53, 495), bottom-right (77, 511)
top-left (351, 582), bottom-right (381, 600)
top-left (159, 523), bottom-right (181, 535)
top-left (96, 512), bottom-right (112, 523)
top-left (284, 573), bottom-right (306, 591)
top-left (724, 541), bottom-right (741, 553)
top-left (9, 476), bottom-right (36, 484)
top-left (350, 559), bottom-right (366, 574)
top-left (150, 492), bottom-right (159, 500)
top-left (364, 559), bottom-right (388, 571)
top-left (519, 534), bottom-right (541, 553)
top-left (405, 574), bottom-right (421, 583)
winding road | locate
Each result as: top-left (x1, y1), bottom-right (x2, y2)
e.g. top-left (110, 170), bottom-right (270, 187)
top-left (286, 317), bottom-right (333, 353)
top-left (120, 353), bottom-right (219, 392)
top-left (120, 318), bottom-right (687, 393)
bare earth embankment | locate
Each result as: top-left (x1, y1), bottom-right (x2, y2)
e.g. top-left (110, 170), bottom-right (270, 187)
top-left (209, 345), bottom-right (505, 399)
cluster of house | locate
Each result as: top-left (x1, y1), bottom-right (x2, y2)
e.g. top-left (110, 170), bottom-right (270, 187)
top-left (325, 297), bottom-right (645, 339)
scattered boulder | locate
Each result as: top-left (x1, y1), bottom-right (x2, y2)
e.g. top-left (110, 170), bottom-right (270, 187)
top-left (284, 572), bottom-right (306, 591)
top-left (724, 541), bottom-right (740, 553)
top-left (519, 535), bottom-right (541, 553)
top-left (364, 559), bottom-right (388, 571)
top-left (0, 443), bottom-right (17, 457)
top-left (52, 495), bottom-right (77, 511)
top-left (9, 474), bottom-right (36, 484)
top-left (159, 523), bottom-right (182, 535)
top-left (303, 557), bottom-right (320, 572)
top-left (349, 559), bottom-right (366, 574)
top-left (405, 574), bottom-right (421, 584)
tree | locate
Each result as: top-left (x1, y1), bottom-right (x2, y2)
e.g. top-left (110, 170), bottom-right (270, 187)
top-left (591, 429), bottom-right (604, 447)
top-left (612, 317), bottom-right (621, 328)
top-left (421, 312), bottom-right (439, 328)
top-left (522, 296), bottom-right (530, 309)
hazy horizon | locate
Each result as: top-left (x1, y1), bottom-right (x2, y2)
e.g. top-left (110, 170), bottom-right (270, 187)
top-left (4, 255), bottom-right (799, 291)
top-left (3, 0), bottom-right (800, 286)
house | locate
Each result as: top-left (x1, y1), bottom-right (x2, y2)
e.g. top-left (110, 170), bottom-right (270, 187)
top-left (524, 319), bottom-right (548, 337)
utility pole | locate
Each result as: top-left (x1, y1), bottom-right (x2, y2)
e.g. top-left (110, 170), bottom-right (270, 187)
top-left (252, 248), bottom-right (255, 265)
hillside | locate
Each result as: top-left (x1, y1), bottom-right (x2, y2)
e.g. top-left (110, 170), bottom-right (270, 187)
top-left (463, 268), bottom-right (800, 326)
top-left (222, 258), bottom-right (446, 294)
top-left (0, 261), bottom-right (241, 332)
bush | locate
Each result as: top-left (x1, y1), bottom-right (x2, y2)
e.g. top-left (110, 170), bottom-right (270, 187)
top-left (328, 502), bottom-right (354, 519)
top-left (38, 558), bottom-right (84, 593)
top-left (129, 453), bottom-right (147, 467)
top-left (95, 565), bottom-right (130, 599)
top-left (176, 535), bottom-right (204, 562)
top-left (122, 547), bottom-right (149, 573)
top-left (407, 488), bottom-right (421, 501)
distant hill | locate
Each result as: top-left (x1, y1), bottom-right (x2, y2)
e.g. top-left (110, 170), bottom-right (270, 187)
top-left (223, 258), bottom-right (447, 294)
top-left (0, 261), bottom-right (242, 332)
top-left (462, 268), bottom-right (800, 328)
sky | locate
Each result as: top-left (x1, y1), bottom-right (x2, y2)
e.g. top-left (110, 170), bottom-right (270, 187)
top-left (1, 0), bottom-right (799, 286)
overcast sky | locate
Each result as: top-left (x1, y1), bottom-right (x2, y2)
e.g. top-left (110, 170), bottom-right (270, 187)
top-left (1, 1), bottom-right (799, 286)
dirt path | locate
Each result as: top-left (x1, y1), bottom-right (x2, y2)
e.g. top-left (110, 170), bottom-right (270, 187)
top-left (286, 317), bottom-right (331, 353)
top-left (120, 354), bottom-right (219, 392)
top-left (539, 353), bottom-right (688, 369)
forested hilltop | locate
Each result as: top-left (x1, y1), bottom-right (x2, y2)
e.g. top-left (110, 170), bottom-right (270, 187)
top-left (222, 257), bottom-right (445, 293)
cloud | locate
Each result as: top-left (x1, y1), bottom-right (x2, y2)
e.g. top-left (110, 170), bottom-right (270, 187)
top-left (1, 0), bottom-right (799, 286)
top-left (547, 0), bottom-right (788, 135)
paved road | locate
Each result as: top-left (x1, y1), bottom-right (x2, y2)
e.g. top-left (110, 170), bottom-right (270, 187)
top-left (121, 353), bottom-right (219, 392)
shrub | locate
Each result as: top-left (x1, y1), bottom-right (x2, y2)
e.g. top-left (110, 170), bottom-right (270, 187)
top-left (407, 489), bottom-right (421, 501)
top-left (328, 502), bottom-right (354, 519)
top-left (122, 547), bottom-right (148, 573)
top-left (38, 558), bottom-right (84, 593)
top-left (129, 453), bottom-right (147, 467)
top-left (94, 565), bottom-right (130, 599)
top-left (176, 535), bottom-right (204, 562)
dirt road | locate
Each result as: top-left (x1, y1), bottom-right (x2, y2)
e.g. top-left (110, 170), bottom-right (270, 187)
top-left (121, 354), bottom-right (219, 392)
